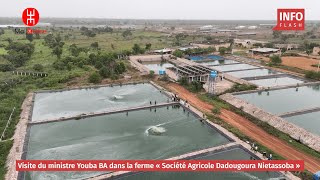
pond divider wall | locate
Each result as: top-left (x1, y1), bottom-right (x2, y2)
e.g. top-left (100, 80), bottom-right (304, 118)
top-left (29, 102), bottom-right (180, 125)
top-left (232, 81), bottom-right (320, 95)
top-left (220, 93), bottom-right (320, 152)
top-left (278, 107), bottom-right (320, 118)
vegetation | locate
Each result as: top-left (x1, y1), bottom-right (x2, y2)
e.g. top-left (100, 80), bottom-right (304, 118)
top-left (223, 83), bottom-right (257, 94)
top-left (305, 71), bottom-right (320, 80)
top-left (88, 72), bottom-right (101, 83)
top-left (4, 42), bottom-right (34, 67)
top-left (178, 78), bottom-right (203, 92)
top-left (199, 94), bottom-right (320, 161)
top-left (219, 47), bottom-right (227, 55)
top-left (270, 55), bottom-right (282, 65)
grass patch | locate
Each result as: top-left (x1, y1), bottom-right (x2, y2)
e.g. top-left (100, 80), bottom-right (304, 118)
top-left (0, 140), bottom-right (13, 179)
top-left (223, 83), bottom-right (257, 94)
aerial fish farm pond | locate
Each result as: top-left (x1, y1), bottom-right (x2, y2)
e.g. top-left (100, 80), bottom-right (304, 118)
top-left (24, 83), bottom-right (243, 180)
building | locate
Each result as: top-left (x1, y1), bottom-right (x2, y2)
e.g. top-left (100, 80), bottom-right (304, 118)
top-left (248, 48), bottom-right (281, 56)
top-left (275, 44), bottom-right (300, 51)
top-left (153, 48), bottom-right (173, 55)
top-left (313, 47), bottom-right (320, 56)
top-left (166, 64), bottom-right (212, 83)
top-left (234, 39), bottom-right (267, 48)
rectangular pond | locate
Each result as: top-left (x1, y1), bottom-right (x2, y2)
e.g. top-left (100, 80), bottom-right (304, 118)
top-left (199, 60), bottom-right (239, 66)
top-left (285, 111), bottom-right (320, 136)
top-left (227, 68), bottom-right (281, 78)
top-left (32, 83), bottom-right (168, 122)
top-left (235, 85), bottom-right (320, 114)
top-left (26, 106), bottom-right (230, 180)
top-left (212, 64), bottom-right (259, 72)
top-left (249, 77), bottom-right (304, 87)
top-left (115, 147), bottom-right (282, 180)
top-left (141, 61), bottom-right (174, 72)
top-left (189, 55), bottom-right (224, 61)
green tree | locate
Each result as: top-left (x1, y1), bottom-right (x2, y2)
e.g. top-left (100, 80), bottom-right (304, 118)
top-left (122, 30), bottom-right (132, 38)
top-left (52, 46), bottom-right (63, 59)
top-left (270, 55), bottom-right (282, 65)
top-left (33, 64), bottom-right (44, 71)
top-left (173, 50), bottom-right (184, 58)
top-left (0, 28), bottom-right (4, 36)
top-left (272, 31), bottom-right (282, 39)
top-left (68, 44), bottom-right (80, 57)
top-left (99, 66), bottom-right (111, 78)
top-left (88, 72), bottom-right (101, 83)
top-left (219, 47), bottom-right (226, 55)
top-left (145, 43), bottom-right (152, 51)
top-left (132, 44), bottom-right (144, 54)
top-left (5, 42), bottom-right (34, 67)
top-left (91, 42), bottom-right (99, 49)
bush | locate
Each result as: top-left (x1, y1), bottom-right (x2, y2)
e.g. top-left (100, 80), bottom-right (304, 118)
top-left (148, 70), bottom-right (155, 78)
top-left (270, 55), bottom-right (282, 65)
top-left (0, 64), bottom-right (15, 72)
top-left (33, 64), bottom-right (44, 71)
top-left (305, 71), bottom-right (320, 80)
top-left (224, 83), bottom-right (257, 93)
top-left (212, 107), bottom-right (221, 115)
top-left (88, 72), bottom-right (101, 83)
top-left (99, 66), bottom-right (111, 78)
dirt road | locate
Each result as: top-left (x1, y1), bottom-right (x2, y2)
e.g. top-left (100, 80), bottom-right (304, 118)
top-left (166, 83), bottom-right (320, 173)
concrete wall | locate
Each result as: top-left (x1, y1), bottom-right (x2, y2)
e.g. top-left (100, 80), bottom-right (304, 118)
top-left (220, 93), bottom-right (320, 152)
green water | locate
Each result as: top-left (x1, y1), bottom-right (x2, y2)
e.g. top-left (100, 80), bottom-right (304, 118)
top-left (249, 77), bottom-right (304, 87)
top-left (228, 69), bottom-right (280, 78)
top-left (117, 148), bottom-right (282, 180)
top-left (236, 85), bottom-right (320, 114)
top-left (212, 64), bottom-right (258, 72)
top-left (26, 106), bottom-right (230, 180)
top-left (32, 83), bottom-right (168, 122)
top-left (286, 111), bottom-right (320, 136)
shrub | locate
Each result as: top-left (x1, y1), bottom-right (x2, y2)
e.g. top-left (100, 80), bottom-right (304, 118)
top-left (270, 55), bottom-right (282, 65)
top-left (88, 72), bottom-right (101, 83)
top-left (33, 64), bottom-right (44, 71)
top-left (99, 66), bottom-right (111, 78)
top-left (305, 71), bottom-right (320, 80)
top-left (0, 64), bottom-right (15, 72)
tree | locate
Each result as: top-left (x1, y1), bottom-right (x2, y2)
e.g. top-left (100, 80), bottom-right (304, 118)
top-left (173, 50), bottom-right (184, 58)
top-left (270, 55), bottom-right (282, 65)
top-left (69, 44), bottom-right (80, 57)
top-left (33, 64), bottom-right (44, 71)
top-left (5, 42), bottom-right (35, 67)
top-left (52, 46), bottom-right (63, 59)
top-left (145, 43), bottom-right (152, 51)
top-left (91, 42), bottom-right (99, 49)
top-left (26, 33), bottom-right (33, 42)
top-left (0, 29), bottom-right (4, 36)
top-left (272, 31), bottom-right (282, 39)
top-left (99, 66), bottom-right (111, 78)
top-left (122, 30), bottom-right (132, 38)
top-left (88, 72), bottom-right (101, 83)
top-left (219, 47), bottom-right (226, 55)
top-left (132, 44), bottom-right (144, 54)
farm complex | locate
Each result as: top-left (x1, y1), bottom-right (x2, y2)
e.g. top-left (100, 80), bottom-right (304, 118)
top-left (0, 3), bottom-right (320, 180)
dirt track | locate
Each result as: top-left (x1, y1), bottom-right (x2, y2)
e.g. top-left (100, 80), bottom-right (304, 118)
top-left (166, 82), bottom-right (320, 173)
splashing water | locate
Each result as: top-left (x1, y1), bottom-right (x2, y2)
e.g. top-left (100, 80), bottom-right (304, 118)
top-left (146, 126), bottom-right (166, 136)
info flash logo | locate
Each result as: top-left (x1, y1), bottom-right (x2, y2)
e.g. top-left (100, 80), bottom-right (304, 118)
top-left (273, 9), bottom-right (305, 31)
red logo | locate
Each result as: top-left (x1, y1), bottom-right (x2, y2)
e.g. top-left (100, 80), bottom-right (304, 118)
top-left (22, 8), bottom-right (39, 26)
top-left (273, 9), bottom-right (304, 31)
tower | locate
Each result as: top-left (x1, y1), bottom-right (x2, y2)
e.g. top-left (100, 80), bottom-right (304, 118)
top-left (208, 71), bottom-right (217, 95)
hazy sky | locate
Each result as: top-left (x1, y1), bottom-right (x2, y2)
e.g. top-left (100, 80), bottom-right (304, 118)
top-left (1, 0), bottom-right (319, 20)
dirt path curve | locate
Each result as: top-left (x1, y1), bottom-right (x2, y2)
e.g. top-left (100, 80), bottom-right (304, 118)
top-left (166, 82), bottom-right (320, 173)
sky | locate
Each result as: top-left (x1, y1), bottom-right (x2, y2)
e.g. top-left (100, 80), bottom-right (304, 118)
top-left (1, 0), bottom-right (319, 20)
